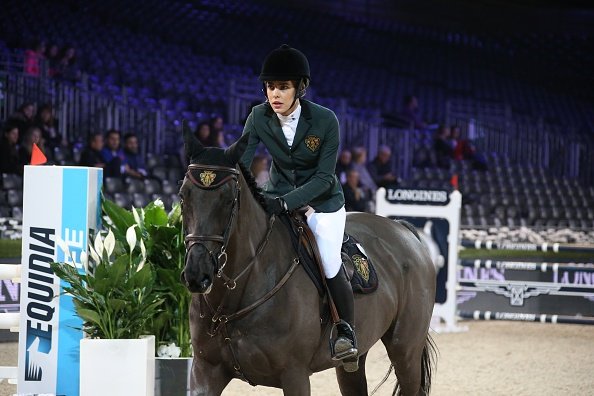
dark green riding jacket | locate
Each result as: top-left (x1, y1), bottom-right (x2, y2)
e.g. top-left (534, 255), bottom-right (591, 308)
top-left (240, 99), bottom-right (345, 213)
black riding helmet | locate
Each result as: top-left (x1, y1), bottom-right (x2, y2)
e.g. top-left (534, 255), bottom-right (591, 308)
top-left (259, 44), bottom-right (310, 104)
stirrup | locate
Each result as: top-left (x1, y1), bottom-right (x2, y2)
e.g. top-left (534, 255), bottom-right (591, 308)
top-left (329, 320), bottom-right (358, 361)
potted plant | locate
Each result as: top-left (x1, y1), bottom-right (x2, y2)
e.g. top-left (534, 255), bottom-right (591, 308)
top-left (51, 226), bottom-right (163, 396)
top-left (101, 198), bottom-right (192, 394)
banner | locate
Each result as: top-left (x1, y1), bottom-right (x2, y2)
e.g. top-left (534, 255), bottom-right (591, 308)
top-left (18, 166), bottom-right (102, 395)
top-left (376, 187), bottom-right (463, 332)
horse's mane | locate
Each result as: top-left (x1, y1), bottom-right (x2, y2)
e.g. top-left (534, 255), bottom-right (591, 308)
top-left (238, 162), bottom-right (268, 210)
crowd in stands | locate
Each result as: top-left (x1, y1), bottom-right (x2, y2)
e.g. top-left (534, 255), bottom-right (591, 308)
top-left (24, 39), bottom-right (80, 81)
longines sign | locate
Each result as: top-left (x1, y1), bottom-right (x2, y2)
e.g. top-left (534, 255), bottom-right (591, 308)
top-left (385, 188), bottom-right (450, 206)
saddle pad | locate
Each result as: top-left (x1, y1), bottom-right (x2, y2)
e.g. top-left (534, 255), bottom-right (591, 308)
top-left (341, 234), bottom-right (379, 294)
top-left (278, 215), bottom-right (378, 295)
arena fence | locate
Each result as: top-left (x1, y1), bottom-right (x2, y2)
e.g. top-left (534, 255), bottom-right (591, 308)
top-left (457, 241), bottom-right (594, 325)
top-left (0, 262), bottom-right (20, 384)
top-left (0, 68), bottom-right (166, 156)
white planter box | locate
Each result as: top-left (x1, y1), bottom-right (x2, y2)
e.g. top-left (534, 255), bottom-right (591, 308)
top-left (80, 335), bottom-right (155, 396)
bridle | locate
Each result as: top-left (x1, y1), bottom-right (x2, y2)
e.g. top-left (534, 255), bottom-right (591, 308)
top-left (183, 163), bottom-right (240, 281)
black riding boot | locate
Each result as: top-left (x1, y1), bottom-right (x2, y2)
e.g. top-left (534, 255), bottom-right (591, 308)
top-left (326, 270), bottom-right (358, 371)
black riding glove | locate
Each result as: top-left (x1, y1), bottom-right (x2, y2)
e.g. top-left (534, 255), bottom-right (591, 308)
top-left (265, 197), bottom-right (287, 216)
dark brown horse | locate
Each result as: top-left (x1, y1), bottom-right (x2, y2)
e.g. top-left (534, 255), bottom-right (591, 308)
top-left (180, 129), bottom-right (436, 395)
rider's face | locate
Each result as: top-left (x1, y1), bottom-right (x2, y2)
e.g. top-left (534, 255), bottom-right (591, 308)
top-left (266, 81), bottom-right (298, 116)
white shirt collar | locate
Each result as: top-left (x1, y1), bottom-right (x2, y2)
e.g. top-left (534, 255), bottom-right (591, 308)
top-left (276, 104), bottom-right (301, 125)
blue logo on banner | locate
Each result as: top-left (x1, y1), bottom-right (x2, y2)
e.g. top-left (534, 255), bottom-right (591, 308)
top-left (56, 168), bottom-right (88, 395)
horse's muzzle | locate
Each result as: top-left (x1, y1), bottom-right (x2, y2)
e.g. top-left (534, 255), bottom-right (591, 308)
top-left (182, 268), bottom-right (213, 294)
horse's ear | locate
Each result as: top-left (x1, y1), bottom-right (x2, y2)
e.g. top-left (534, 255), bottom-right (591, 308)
top-left (183, 120), bottom-right (204, 161)
top-left (225, 132), bottom-right (250, 164)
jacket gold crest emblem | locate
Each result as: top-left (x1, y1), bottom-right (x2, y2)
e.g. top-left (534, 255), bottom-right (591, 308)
top-left (304, 135), bottom-right (321, 152)
top-left (200, 170), bottom-right (216, 187)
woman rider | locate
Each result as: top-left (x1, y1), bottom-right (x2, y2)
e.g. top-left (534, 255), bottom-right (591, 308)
top-left (240, 44), bottom-right (357, 368)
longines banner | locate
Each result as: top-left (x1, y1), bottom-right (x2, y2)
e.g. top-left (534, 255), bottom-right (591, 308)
top-left (376, 188), bottom-right (462, 332)
top-left (384, 188), bottom-right (450, 206)
top-left (18, 166), bottom-right (102, 396)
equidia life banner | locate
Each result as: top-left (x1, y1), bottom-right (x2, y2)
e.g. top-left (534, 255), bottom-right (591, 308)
top-left (17, 166), bottom-right (102, 395)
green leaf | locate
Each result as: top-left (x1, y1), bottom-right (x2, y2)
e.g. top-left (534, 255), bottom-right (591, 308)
top-left (102, 199), bottom-right (135, 235)
top-left (144, 201), bottom-right (168, 227)
top-left (107, 298), bottom-right (127, 312)
top-left (168, 203), bottom-right (182, 225)
top-left (76, 308), bottom-right (103, 327)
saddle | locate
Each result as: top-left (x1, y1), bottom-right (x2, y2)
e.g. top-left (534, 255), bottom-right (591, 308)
top-left (278, 211), bottom-right (378, 297)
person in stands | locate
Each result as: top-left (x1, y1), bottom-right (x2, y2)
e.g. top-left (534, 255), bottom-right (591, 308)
top-left (79, 132), bottom-right (105, 168)
top-left (100, 129), bottom-right (126, 177)
top-left (342, 169), bottom-right (371, 212)
top-left (122, 132), bottom-right (147, 179)
top-left (368, 145), bottom-right (398, 188)
top-left (0, 124), bottom-right (21, 175)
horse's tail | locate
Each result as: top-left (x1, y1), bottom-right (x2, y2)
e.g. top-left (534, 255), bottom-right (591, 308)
top-left (371, 333), bottom-right (438, 396)
top-left (394, 219), bottom-right (421, 242)
top-left (417, 333), bottom-right (438, 395)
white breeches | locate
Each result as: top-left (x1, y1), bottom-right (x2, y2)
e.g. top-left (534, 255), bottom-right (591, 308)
top-left (306, 206), bottom-right (346, 278)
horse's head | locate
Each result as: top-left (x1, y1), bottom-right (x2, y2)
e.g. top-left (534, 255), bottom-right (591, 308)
top-left (180, 121), bottom-right (248, 293)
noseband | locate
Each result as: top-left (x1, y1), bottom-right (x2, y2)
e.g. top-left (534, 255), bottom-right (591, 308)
top-left (183, 164), bottom-right (240, 280)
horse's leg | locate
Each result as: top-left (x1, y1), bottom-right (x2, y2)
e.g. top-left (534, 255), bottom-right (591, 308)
top-left (280, 368), bottom-right (311, 396)
top-left (190, 358), bottom-right (232, 396)
top-left (335, 352), bottom-right (368, 396)
top-left (381, 322), bottom-right (427, 396)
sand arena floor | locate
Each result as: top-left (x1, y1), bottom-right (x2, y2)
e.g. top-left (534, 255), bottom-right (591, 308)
top-left (1, 320), bottom-right (593, 395)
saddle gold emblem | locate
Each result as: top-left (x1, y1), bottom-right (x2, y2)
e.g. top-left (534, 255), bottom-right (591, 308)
top-left (352, 254), bottom-right (370, 282)
top-left (200, 170), bottom-right (216, 187)
top-left (305, 135), bottom-right (321, 152)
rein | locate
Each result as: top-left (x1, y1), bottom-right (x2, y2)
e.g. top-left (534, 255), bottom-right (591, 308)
top-left (182, 163), bottom-right (301, 385)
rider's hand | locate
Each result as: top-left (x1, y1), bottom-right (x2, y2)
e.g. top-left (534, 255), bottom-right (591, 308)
top-left (265, 197), bottom-right (287, 215)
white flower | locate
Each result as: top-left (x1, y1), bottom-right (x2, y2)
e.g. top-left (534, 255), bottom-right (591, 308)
top-left (133, 207), bottom-right (141, 227)
top-left (55, 236), bottom-right (71, 261)
top-left (157, 343), bottom-right (181, 358)
top-left (104, 229), bottom-right (116, 257)
top-left (80, 251), bottom-right (89, 273)
top-left (93, 232), bottom-right (104, 258)
top-left (140, 239), bottom-right (146, 260)
top-left (126, 225), bottom-right (137, 252)
top-left (88, 244), bottom-right (101, 265)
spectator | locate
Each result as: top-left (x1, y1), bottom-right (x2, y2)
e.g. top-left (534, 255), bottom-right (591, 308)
top-left (122, 133), bottom-right (147, 179)
top-left (45, 43), bottom-right (60, 77)
top-left (400, 95), bottom-right (426, 130)
top-left (79, 132), bottom-right (105, 168)
top-left (368, 145), bottom-right (398, 188)
top-left (335, 149), bottom-right (352, 184)
top-left (433, 125), bottom-right (453, 169)
top-left (209, 115), bottom-right (228, 148)
top-left (100, 129), bottom-right (126, 177)
top-left (24, 40), bottom-right (46, 77)
top-left (55, 46), bottom-right (80, 82)
top-left (342, 169), bottom-right (370, 212)
top-left (8, 102), bottom-right (35, 139)
top-left (0, 124), bottom-right (21, 175)
top-left (18, 126), bottom-right (45, 168)
top-left (35, 103), bottom-right (61, 150)
top-left (194, 121), bottom-right (212, 146)
top-left (450, 125), bottom-right (488, 171)
top-left (250, 153), bottom-right (270, 188)
top-left (351, 146), bottom-right (377, 195)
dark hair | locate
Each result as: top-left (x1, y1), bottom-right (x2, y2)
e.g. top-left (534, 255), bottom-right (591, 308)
top-left (105, 129), bottom-right (120, 138)
top-left (403, 95), bottom-right (416, 106)
top-left (18, 102), bottom-right (35, 112)
top-left (123, 132), bottom-right (137, 141)
top-left (88, 132), bottom-right (103, 143)
top-left (2, 122), bottom-right (19, 135)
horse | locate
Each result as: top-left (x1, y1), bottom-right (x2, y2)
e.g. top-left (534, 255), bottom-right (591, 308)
top-left (180, 126), bottom-right (437, 395)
